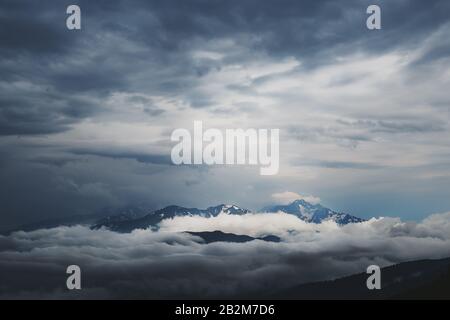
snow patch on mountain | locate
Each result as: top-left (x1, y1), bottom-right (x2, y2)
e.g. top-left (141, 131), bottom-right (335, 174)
top-left (91, 200), bottom-right (364, 232)
top-left (261, 199), bottom-right (364, 225)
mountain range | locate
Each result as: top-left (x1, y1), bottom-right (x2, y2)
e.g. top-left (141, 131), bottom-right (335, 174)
top-left (90, 200), bottom-right (364, 233)
top-left (262, 199), bottom-right (365, 224)
top-left (90, 204), bottom-right (251, 232)
top-left (3, 199), bottom-right (365, 235)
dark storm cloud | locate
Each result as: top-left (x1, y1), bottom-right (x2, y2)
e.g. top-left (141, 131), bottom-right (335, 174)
top-left (2, 0), bottom-right (449, 135)
top-left (69, 148), bottom-right (173, 165)
top-left (0, 1), bottom-right (71, 56)
top-left (0, 93), bottom-right (97, 135)
top-left (131, 0), bottom-right (450, 64)
top-left (1, 0), bottom-right (450, 230)
top-left (286, 114), bottom-right (447, 148)
top-left (32, 156), bottom-right (81, 168)
top-left (0, 1), bottom-right (129, 135)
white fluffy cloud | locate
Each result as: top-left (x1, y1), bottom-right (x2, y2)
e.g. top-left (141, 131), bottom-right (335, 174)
top-left (1, 211), bottom-right (450, 299)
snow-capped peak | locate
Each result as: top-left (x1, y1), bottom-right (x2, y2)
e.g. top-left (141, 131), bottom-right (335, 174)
top-left (261, 199), bottom-right (364, 225)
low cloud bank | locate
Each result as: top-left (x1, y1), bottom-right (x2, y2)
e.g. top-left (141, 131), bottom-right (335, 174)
top-left (1, 212), bottom-right (450, 299)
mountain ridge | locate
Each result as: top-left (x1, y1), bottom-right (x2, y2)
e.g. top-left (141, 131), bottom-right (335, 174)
top-left (269, 256), bottom-right (450, 299)
top-left (90, 203), bottom-right (250, 232)
top-left (261, 199), bottom-right (365, 224)
top-left (91, 199), bottom-right (364, 233)
top-left (186, 230), bottom-right (281, 244)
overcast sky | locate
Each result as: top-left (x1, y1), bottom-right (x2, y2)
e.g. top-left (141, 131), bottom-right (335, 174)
top-left (1, 0), bottom-right (450, 230)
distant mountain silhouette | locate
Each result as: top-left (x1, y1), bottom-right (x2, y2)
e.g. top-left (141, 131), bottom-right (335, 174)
top-left (270, 257), bottom-right (450, 299)
top-left (3, 212), bottom-right (105, 235)
top-left (186, 230), bottom-right (281, 243)
top-left (91, 204), bottom-right (250, 232)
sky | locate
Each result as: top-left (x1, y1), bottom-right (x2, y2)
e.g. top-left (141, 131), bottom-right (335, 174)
top-left (1, 0), bottom-right (450, 231)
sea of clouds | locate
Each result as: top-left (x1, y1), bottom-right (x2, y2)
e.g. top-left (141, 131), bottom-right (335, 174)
top-left (1, 212), bottom-right (450, 299)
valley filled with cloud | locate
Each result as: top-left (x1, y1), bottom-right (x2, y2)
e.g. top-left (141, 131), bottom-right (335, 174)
top-left (1, 211), bottom-right (450, 299)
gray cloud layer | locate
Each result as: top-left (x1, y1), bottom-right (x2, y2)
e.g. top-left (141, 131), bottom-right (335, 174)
top-left (1, 212), bottom-right (450, 299)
